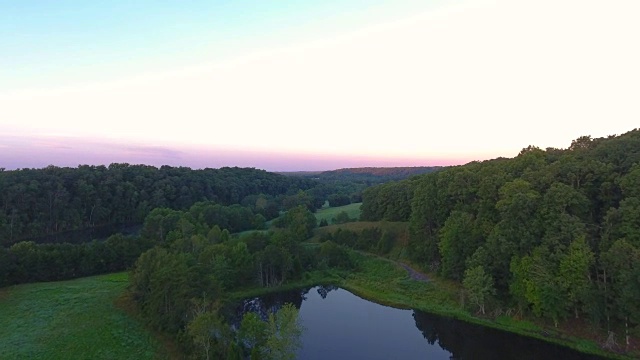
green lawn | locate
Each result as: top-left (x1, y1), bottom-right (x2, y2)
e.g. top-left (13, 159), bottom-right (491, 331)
top-left (0, 273), bottom-right (165, 360)
top-left (314, 202), bottom-right (362, 224)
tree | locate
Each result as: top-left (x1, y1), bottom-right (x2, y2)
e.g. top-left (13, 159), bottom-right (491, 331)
top-left (601, 239), bottom-right (640, 345)
top-left (273, 206), bottom-right (317, 241)
top-left (264, 303), bottom-right (304, 360)
top-left (558, 236), bottom-right (595, 318)
top-left (319, 241), bottom-right (352, 269)
top-left (332, 211), bottom-right (352, 224)
top-left (463, 266), bottom-right (495, 315)
top-left (188, 311), bottom-right (231, 360)
top-left (495, 179), bottom-right (541, 255)
top-left (539, 182), bottom-right (589, 252)
top-left (438, 211), bottom-right (479, 280)
top-left (238, 312), bottom-right (268, 354)
top-left (510, 246), bottom-right (567, 327)
top-left (328, 194), bottom-right (351, 207)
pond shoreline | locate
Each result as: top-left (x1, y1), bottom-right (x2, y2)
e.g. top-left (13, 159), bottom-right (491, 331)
top-left (230, 251), bottom-right (633, 360)
top-left (233, 284), bottom-right (613, 360)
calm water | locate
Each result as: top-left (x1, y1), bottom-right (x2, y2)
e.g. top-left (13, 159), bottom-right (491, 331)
top-left (235, 286), bottom-right (607, 360)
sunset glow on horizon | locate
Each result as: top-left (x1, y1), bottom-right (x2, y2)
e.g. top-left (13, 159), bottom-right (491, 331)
top-left (2, 0), bottom-right (639, 171)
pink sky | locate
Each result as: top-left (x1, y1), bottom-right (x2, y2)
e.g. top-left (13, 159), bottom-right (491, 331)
top-left (2, 0), bottom-right (639, 171)
top-left (0, 135), bottom-right (468, 171)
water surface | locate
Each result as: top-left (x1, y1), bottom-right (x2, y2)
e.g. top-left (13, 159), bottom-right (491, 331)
top-left (237, 286), bottom-right (607, 360)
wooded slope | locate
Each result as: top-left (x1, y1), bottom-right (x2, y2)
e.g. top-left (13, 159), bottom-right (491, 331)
top-left (362, 129), bottom-right (640, 341)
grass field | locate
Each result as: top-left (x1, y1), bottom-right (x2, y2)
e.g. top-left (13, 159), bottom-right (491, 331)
top-left (0, 273), bottom-right (165, 360)
top-left (314, 202), bottom-right (362, 224)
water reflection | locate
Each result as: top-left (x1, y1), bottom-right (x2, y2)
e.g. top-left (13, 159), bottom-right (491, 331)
top-left (412, 311), bottom-right (605, 360)
top-left (235, 287), bottom-right (307, 322)
top-left (235, 286), bottom-right (607, 360)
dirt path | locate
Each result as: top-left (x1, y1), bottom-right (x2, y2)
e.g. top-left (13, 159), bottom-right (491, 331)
top-left (357, 250), bottom-right (430, 283)
top-left (396, 262), bottom-right (430, 283)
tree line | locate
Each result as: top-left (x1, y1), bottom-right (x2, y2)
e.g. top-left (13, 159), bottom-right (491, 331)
top-left (0, 164), bottom-right (317, 245)
top-left (361, 129), bottom-right (640, 346)
top-left (0, 163), bottom-right (435, 247)
top-left (283, 166), bottom-right (443, 209)
top-left (0, 200), bottom-right (272, 288)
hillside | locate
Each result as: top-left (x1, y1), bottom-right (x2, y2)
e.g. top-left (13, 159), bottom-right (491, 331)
top-left (361, 128), bottom-right (640, 351)
top-left (0, 165), bottom-right (316, 246)
top-left (280, 166), bottom-right (442, 181)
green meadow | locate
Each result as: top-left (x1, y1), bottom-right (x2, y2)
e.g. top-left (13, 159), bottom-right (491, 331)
top-left (0, 273), bottom-right (165, 360)
top-left (314, 202), bottom-right (362, 224)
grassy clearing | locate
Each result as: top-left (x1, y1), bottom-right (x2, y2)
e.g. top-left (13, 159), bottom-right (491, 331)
top-left (233, 229), bottom-right (270, 238)
top-left (311, 220), bottom-right (409, 243)
top-left (0, 273), bottom-right (166, 360)
top-left (314, 202), bottom-right (362, 224)
top-left (340, 252), bottom-right (629, 360)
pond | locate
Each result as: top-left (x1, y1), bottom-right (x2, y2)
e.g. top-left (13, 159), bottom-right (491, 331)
top-left (235, 286), bottom-right (607, 360)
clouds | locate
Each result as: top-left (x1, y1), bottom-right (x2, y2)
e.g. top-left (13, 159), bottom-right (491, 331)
top-left (1, 0), bottom-right (639, 169)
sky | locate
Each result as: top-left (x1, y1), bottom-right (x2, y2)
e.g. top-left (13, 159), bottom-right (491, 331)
top-left (1, 0), bottom-right (639, 171)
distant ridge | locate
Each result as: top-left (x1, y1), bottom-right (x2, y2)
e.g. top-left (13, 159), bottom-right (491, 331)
top-left (279, 166), bottom-right (444, 182)
top-left (320, 166), bottom-right (443, 177)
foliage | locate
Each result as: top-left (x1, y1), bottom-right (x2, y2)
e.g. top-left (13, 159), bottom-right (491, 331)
top-left (319, 224), bottom-right (403, 256)
top-left (318, 241), bottom-right (353, 269)
top-left (238, 312), bottom-right (268, 350)
top-left (1, 234), bottom-right (152, 287)
top-left (463, 266), bottom-right (495, 315)
top-left (272, 205), bottom-right (317, 242)
top-left (0, 165), bottom-right (316, 246)
top-left (361, 180), bottom-right (417, 221)
top-left (361, 128), bottom-right (640, 338)
top-left (264, 303), bottom-right (304, 360)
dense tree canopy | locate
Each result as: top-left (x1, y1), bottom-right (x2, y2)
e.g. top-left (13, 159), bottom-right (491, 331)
top-left (127, 201), bottom-right (341, 358)
top-left (0, 165), bottom-right (318, 245)
top-left (362, 128), bottom-right (640, 335)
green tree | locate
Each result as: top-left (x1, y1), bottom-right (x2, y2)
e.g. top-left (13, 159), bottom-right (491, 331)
top-left (188, 311), bottom-right (231, 360)
top-left (273, 205), bottom-right (317, 241)
top-left (264, 303), bottom-right (304, 360)
top-left (510, 246), bottom-right (567, 327)
top-left (462, 266), bottom-right (495, 315)
top-left (558, 236), bottom-right (595, 318)
top-left (332, 211), bottom-right (352, 224)
top-left (238, 312), bottom-right (268, 353)
top-left (438, 211), bottom-right (479, 280)
top-left (539, 182), bottom-right (589, 252)
top-left (319, 241), bottom-right (352, 269)
top-left (601, 239), bottom-right (640, 345)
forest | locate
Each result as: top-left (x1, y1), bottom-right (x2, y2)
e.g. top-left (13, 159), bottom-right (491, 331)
top-left (298, 166), bottom-right (442, 183)
top-left (0, 165), bottom-right (317, 245)
top-left (360, 128), bottom-right (640, 345)
top-left (2, 130), bottom-right (640, 358)
top-left (0, 164), bottom-right (420, 247)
